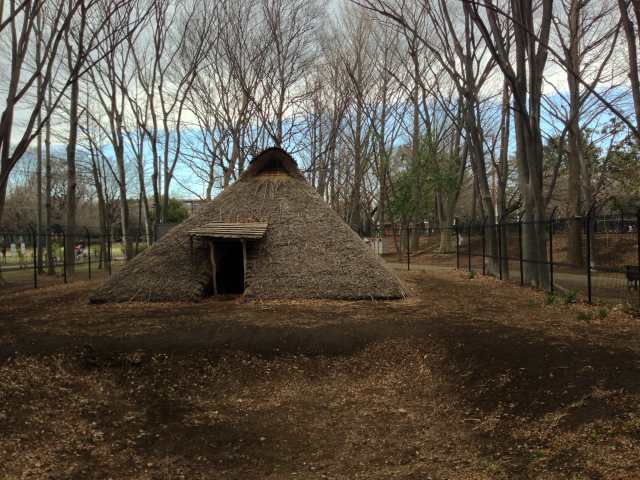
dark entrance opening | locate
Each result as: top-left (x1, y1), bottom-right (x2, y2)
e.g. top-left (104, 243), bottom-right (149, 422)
top-left (213, 240), bottom-right (244, 294)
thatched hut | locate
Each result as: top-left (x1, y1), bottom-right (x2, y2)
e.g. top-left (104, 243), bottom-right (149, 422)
top-left (91, 148), bottom-right (406, 302)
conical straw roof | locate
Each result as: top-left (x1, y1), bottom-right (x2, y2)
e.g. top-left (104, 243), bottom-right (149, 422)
top-left (91, 148), bottom-right (406, 302)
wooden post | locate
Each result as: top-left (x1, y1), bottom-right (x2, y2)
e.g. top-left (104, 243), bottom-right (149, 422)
top-left (406, 224), bottom-right (410, 271)
top-left (87, 228), bottom-right (91, 280)
top-left (32, 229), bottom-right (37, 289)
top-left (241, 239), bottom-right (247, 291)
top-left (62, 230), bottom-right (67, 283)
top-left (586, 212), bottom-right (592, 304)
top-left (209, 240), bottom-right (217, 295)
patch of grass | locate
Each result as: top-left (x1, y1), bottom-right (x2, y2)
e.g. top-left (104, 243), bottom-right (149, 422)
top-left (545, 292), bottom-right (557, 305)
top-left (468, 270), bottom-right (477, 279)
top-left (598, 307), bottom-right (609, 320)
top-left (486, 462), bottom-right (503, 474)
top-left (564, 290), bottom-right (578, 304)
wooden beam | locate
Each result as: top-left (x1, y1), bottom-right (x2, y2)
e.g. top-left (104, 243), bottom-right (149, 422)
top-left (241, 239), bottom-right (247, 292)
top-left (209, 240), bottom-right (217, 295)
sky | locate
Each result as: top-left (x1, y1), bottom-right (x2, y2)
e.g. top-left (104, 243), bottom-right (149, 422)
top-left (2, 0), bottom-right (636, 202)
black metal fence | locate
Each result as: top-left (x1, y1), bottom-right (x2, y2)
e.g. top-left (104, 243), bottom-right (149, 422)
top-left (376, 212), bottom-right (640, 307)
top-left (5, 215), bottom-right (640, 308)
top-left (0, 227), bottom-right (152, 294)
top-left (0, 222), bottom-right (181, 294)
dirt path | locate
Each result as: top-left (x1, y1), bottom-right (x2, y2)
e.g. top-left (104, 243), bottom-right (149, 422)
top-left (1, 269), bottom-right (639, 479)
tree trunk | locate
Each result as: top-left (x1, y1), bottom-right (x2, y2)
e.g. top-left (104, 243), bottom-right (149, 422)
top-left (135, 152), bottom-right (153, 246)
top-left (65, 77), bottom-right (79, 281)
top-left (618, 0), bottom-right (640, 146)
top-left (36, 10), bottom-right (44, 274)
top-left (566, 0), bottom-right (584, 268)
top-left (45, 89), bottom-right (54, 275)
top-left (116, 142), bottom-right (133, 261)
top-left (463, 99), bottom-right (499, 276)
top-left (349, 99), bottom-right (363, 233)
top-left (496, 80), bottom-right (511, 277)
top-left (90, 150), bottom-right (109, 270)
top-left (515, 106), bottom-right (549, 288)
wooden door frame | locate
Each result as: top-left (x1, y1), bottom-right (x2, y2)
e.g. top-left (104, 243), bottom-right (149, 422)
top-left (208, 238), bottom-right (247, 295)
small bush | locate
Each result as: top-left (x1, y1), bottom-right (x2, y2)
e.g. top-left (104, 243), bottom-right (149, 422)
top-left (468, 270), bottom-right (476, 279)
top-left (564, 290), bottom-right (578, 304)
top-left (598, 307), bottom-right (609, 319)
top-left (545, 292), bottom-right (556, 305)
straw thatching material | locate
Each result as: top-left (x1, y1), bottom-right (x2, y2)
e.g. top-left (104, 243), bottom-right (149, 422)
top-left (90, 148), bottom-right (406, 302)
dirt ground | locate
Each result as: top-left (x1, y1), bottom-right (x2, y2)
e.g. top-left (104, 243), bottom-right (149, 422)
top-left (1, 267), bottom-right (639, 479)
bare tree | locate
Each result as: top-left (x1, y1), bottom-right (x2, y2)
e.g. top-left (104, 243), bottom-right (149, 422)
top-left (256, 0), bottom-right (318, 148)
top-left (0, 0), bottom-right (141, 227)
top-left (312, 33), bottom-right (350, 207)
top-left (85, 1), bottom-right (146, 260)
top-left (461, 0), bottom-right (554, 287)
top-left (618, 0), bottom-right (640, 144)
top-left (126, 0), bottom-right (212, 224)
top-left (552, 0), bottom-right (620, 267)
top-left (1, 0), bottom-right (79, 226)
top-left (187, 0), bottom-right (268, 187)
top-left (62, 0), bottom-right (90, 279)
top-left (34, 6), bottom-right (44, 272)
top-left (355, 0), bottom-right (505, 272)
top-left (340, 10), bottom-right (375, 232)
top-left (362, 21), bottom-right (405, 230)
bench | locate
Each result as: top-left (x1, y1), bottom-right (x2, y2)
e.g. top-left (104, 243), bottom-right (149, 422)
top-left (626, 265), bottom-right (640, 289)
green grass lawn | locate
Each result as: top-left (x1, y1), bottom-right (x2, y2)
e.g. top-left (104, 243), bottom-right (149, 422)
top-left (1, 241), bottom-right (146, 268)
top-left (1, 258), bottom-right (125, 290)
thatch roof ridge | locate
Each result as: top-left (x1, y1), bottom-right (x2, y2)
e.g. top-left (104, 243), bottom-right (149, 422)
top-left (240, 147), bottom-right (304, 180)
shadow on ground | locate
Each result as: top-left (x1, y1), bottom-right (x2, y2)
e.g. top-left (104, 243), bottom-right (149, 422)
top-left (1, 269), bottom-right (639, 479)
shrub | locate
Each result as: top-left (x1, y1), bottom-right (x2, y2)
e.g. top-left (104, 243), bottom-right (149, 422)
top-left (564, 290), bottom-right (578, 304)
top-left (468, 270), bottom-right (476, 279)
top-left (545, 292), bottom-right (556, 305)
top-left (598, 307), bottom-right (609, 319)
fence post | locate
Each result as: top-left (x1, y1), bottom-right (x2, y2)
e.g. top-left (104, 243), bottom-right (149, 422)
top-left (497, 220), bottom-right (503, 281)
top-left (108, 234), bottom-right (112, 276)
top-left (467, 222), bottom-right (472, 273)
top-left (62, 230), bottom-right (67, 284)
top-left (518, 214), bottom-right (524, 286)
top-left (586, 210), bottom-right (593, 304)
top-left (86, 228), bottom-right (91, 280)
top-left (406, 224), bottom-right (410, 271)
top-left (31, 228), bottom-right (37, 289)
top-left (637, 209), bottom-right (640, 306)
top-left (481, 218), bottom-right (486, 276)
top-left (455, 224), bottom-right (460, 269)
top-left (549, 207), bottom-right (557, 293)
